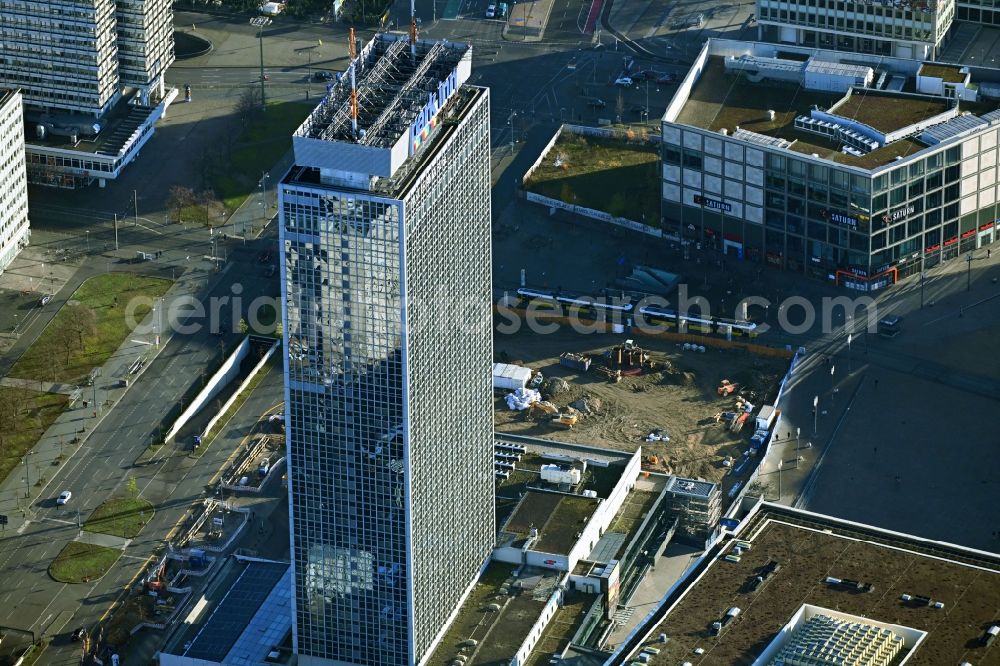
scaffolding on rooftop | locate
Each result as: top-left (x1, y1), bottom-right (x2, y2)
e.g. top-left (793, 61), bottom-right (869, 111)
top-left (296, 35), bottom-right (469, 148)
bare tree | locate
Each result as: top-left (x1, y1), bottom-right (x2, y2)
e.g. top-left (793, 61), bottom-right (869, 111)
top-left (235, 87), bottom-right (260, 129)
top-left (167, 185), bottom-right (196, 223)
top-left (198, 190), bottom-right (221, 227)
top-left (64, 304), bottom-right (98, 350)
top-left (0, 389), bottom-right (29, 432)
top-left (198, 144), bottom-right (216, 192)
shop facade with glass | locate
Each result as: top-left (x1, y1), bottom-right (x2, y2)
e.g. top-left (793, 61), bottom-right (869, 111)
top-left (756, 0), bottom-right (955, 59)
top-left (662, 40), bottom-right (1000, 290)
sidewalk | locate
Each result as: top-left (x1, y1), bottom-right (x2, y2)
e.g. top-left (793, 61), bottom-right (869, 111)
top-left (0, 262), bottom-right (232, 532)
top-left (0, 377), bottom-right (80, 396)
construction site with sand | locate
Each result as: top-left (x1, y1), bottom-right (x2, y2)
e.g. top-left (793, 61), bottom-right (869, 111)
top-left (494, 327), bottom-right (790, 486)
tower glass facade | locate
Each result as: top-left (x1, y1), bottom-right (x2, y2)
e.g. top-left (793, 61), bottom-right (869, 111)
top-left (280, 35), bottom-right (494, 666)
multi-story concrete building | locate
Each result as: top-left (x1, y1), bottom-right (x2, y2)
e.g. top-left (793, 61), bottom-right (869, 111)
top-left (662, 39), bottom-right (1000, 290)
top-left (756, 0), bottom-right (956, 59)
top-left (279, 35), bottom-right (494, 666)
top-left (0, 0), bottom-right (121, 116)
top-left (0, 89), bottom-right (30, 273)
top-left (955, 0), bottom-right (1000, 23)
top-left (0, 0), bottom-right (175, 187)
top-left (115, 0), bottom-right (173, 105)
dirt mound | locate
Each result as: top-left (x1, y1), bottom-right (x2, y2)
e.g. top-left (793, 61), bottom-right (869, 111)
top-left (544, 377), bottom-right (570, 397)
top-left (569, 395), bottom-right (602, 414)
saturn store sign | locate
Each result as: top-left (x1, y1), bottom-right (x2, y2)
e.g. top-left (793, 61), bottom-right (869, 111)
top-left (693, 194), bottom-right (732, 213)
top-left (409, 67), bottom-right (459, 156)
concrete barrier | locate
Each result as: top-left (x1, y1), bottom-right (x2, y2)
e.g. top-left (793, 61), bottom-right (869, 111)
top-left (164, 336), bottom-right (252, 443)
top-left (198, 338), bottom-right (279, 442)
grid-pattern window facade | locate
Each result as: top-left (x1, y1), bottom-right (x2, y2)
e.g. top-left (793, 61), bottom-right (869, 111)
top-left (282, 86), bottom-right (493, 666)
top-left (403, 90), bottom-right (493, 661)
top-left (115, 0), bottom-right (173, 100)
top-left (756, 0), bottom-right (954, 57)
top-left (0, 0), bottom-right (121, 115)
top-left (0, 90), bottom-right (30, 272)
top-left (663, 124), bottom-right (1000, 288)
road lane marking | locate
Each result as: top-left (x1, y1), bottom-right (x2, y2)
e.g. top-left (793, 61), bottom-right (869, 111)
top-left (38, 517), bottom-right (76, 526)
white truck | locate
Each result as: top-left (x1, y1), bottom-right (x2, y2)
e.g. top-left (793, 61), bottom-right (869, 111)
top-left (540, 464), bottom-right (581, 485)
top-left (755, 405), bottom-right (778, 432)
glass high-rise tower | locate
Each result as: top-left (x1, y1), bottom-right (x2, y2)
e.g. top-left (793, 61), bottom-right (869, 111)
top-left (279, 35), bottom-right (494, 666)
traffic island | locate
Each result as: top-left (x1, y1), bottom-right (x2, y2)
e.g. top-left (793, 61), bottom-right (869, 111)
top-left (173, 30), bottom-right (212, 59)
top-left (83, 496), bottom-right (155, 539)
top-left (49, 541), bottom-right (122, 583)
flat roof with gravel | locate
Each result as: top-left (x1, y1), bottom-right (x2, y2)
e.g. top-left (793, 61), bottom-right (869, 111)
top-left (673, 56), bottom-right (984, 169)
top-left (630, 506), bottom-right (1000, 666)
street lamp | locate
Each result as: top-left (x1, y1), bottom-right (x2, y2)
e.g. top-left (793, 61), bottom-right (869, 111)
top-left (250, 17), bottom-right (271, 107)
top-left (777, 459), bottom-right (783, 502)
top-left (813, 395), bottom-right (818, 434)
top-left (507, 109), bottom-right (517, 154)
top-left (847, 332), bottom-right (853, 372)
top-left (22, 452), bottom-right (36, 498)
top-left (85, 230), bottom-right (90, 253)
top-left (259, 172), bottom-right (271, 227)
top-left (967, 252), bottom-right (973, 291)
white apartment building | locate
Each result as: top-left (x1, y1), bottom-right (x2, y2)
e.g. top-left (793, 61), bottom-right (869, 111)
top-left (756, 0), bottom-right (956, 60)
top-left (0, 0), bottom-right (122, 116)
top-left (0, 0), bottom-right (176, 187)
top-left (0, 89), bottom-right (30, 273)
top-left (115, 0), bottom-right (173, 105)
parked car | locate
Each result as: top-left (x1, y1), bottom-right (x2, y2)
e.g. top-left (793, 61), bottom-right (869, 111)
top-left (57, 490), bottom-right (72, 505)
top-left (634, 69), bottom-right (665, 81)
top-left (312, 70), bottom-right (333, 81)
top-left (39, 294), bottom-right (52, 307)
top-left (655, 73), bottom-right (677, 84)
top-left (584, 97), bottom-right (607, 108)
top-left (497, 2), bottom-right (509, 17)
top-left (614, 76), bottom-right (634, 87)
top-left (485, 3), bottom-right (496, 17)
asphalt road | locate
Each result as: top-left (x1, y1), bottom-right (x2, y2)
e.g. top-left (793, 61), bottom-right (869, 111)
top-left (0, 240), bottom-right (280, 659)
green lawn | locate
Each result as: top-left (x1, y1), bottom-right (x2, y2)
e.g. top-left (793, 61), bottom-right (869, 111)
top-left (9, 273), bottom-right (173, 383)
top-left (214, 101), bottom-right (315, 210)
top-left (0, 389), bottom-right (68, 487)
top-left (49, 541), bottom-right (121, 583)
top-left (524, 134), bottom-right (660, 226)
top-left (83, 496), bottom-right (155, 538)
